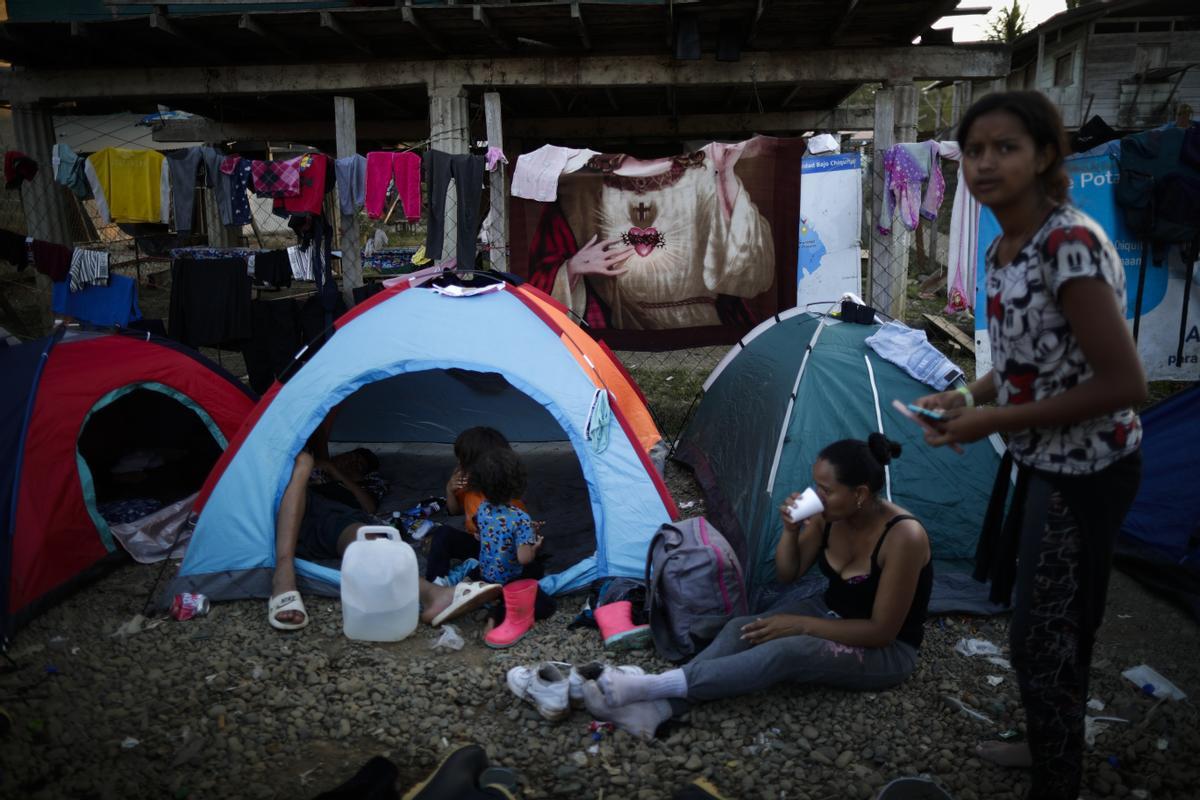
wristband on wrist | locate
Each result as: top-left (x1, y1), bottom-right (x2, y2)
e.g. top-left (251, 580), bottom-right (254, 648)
top-left (956, 386), bottom-right (975, 407)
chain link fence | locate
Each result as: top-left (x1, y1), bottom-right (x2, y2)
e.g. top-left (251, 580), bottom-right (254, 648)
top-left (0, 115), bottom-right (964, 445)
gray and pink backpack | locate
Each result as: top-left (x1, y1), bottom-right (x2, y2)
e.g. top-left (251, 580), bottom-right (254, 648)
top-left (644, 517), bottom-right (748, 662)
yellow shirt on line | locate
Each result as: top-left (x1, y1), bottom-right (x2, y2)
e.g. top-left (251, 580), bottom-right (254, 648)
top-left (84, 148), bottom-right (171, 225)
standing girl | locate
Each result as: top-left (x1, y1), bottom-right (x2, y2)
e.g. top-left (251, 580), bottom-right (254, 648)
top-left (916, 91), bottom-right (1146, 800)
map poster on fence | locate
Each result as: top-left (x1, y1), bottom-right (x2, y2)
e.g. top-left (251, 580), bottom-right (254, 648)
top-left (796, 153), bottom-right (863, 312)
top-left (974, 153), bottom-right (1200, 381)
top-left (509, 136), bottom-right (806, 350)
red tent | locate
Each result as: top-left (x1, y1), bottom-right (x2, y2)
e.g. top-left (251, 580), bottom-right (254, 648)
top-left (1, 328), bottom-right (256, 638)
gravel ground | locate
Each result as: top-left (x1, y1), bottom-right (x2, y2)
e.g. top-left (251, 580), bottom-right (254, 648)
top-left (3, 461), bottom-right (1197, 800)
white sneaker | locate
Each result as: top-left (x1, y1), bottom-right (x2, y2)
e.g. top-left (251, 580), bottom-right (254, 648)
top-left (506, 662), bottom-right (571, 722)
top-left (568, 661), bottom-right (646, 709)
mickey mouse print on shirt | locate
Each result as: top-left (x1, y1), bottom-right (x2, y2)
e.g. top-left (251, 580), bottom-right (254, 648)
top-left (985, 204), bottom-right (1142, 475)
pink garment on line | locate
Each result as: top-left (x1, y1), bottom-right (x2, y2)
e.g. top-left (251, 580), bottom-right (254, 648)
top-left (485, 146), bottom-right (508, 172)
top-left (365, 151), bottom-right (421, 222)
top-left (250, 157), bottom-right (301, 198)
top-left (879, 140), bottom-right (944, 235)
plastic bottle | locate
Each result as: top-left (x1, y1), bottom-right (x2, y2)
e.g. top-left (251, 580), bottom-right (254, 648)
top-left (340, 526), bottom-right (419, 642)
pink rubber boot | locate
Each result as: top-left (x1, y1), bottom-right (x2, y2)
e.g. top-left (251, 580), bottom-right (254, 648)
top-left (594, 600), bottom-right (652, 650)
top-left (484, 579), bottom-right (539, 649)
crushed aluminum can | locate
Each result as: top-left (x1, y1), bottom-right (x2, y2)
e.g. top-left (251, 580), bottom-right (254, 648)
top-left (170, 593), bottom-right (210, 621)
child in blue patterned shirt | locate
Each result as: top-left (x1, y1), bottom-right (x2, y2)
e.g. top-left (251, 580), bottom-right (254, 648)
top-left (470, 448), bottom-right (556, 636)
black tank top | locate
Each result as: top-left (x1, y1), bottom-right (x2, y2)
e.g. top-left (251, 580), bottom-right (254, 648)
top-left (817, 514), bottom-right (933, 649)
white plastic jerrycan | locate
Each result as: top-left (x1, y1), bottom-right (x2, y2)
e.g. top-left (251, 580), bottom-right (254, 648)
top-left (340, 526), bottom-right (419, 642)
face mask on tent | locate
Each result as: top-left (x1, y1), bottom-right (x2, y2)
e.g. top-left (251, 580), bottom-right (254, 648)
top-left (585, 389), bottom-right (611, 455)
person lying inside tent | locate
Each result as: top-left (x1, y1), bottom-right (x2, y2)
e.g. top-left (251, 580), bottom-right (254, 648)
top-left (577, 434), bottom-right (933, 738)
top-left (269, 412), bottom-right (504, 630)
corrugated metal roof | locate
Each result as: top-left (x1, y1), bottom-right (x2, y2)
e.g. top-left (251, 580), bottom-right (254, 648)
top-left (52, 112), bottom-right (202, 153)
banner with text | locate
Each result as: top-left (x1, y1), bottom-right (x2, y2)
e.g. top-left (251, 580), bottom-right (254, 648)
top-left (975, 153), bottom-right (1199, 381)
top-left (797, 153), bottom-right (863, 311)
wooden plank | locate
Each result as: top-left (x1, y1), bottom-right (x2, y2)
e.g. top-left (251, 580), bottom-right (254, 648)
top-left (923, 312), bottom-right (975, 353)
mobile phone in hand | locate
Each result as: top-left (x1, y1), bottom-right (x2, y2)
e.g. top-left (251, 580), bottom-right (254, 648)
top-left (891, 399), bottom-right (964, 454)
top-left (906, 403), bottom-right (946, 421)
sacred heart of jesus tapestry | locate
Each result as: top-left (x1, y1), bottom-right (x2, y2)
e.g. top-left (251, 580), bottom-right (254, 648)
top-left (510, 135), bottom-right (805, 350)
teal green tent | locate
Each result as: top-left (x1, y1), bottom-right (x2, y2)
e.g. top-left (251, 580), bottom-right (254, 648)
top-left (675, 310), bottom-right (1004, 592)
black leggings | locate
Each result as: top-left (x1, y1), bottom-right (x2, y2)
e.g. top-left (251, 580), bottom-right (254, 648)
top-left (424, 524), bottom-right (478, 582)
top-left (1010, 453), bottom-right (1141, 800)
top-left (423, 151), bottom-right (486, 268)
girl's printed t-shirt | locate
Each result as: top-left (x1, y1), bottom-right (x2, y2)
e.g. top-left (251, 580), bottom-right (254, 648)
top-left (476, 501), bottom-right (537, 584)
top-left (455, 487), bottom-right (526, 535)
top-left (985, 203), bottom-right (1142, 476)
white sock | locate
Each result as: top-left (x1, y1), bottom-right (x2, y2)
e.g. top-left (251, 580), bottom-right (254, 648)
top-left (599, 667), bottom-right (687, 705)
top-left (581, 681), bottom-right (672, 740)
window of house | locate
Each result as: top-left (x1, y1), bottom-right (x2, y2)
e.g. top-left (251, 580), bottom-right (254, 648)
top-left (1054, 52), bottom-right (1074, 87)
top-left (1094, 21), bottom-right (1136, 34)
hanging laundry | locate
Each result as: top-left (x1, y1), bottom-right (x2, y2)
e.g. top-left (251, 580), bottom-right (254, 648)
top-left (272, 153), bottom-right (329, 217)
top-left (220, 157), bottom-right (253, 226)
top-left (168, 256), bottom-right (253, 348)
top-left (239, 297), bottom-right (302, 394)
top-left (1117, 125), bottom-right (1200, 263)
top-left (288, 243), bottom-right (314, 281)
top-left (939, 141), bottom-right (979, 315)
top-left (335, 154), bottom-right (367, 217)
top-left (53, 144), bottom-right (92, 199)
top-left (424, 150), bottom-right (486, 268)
top-left (199, 146), bottom-right (235, 226)
top-left (84, 148), bottom-right (170, 225)
top-left (485, 146), bottom-right (508, 172)
top-left (169, 246), bottom-right (257, 263)
top-left (30, 239), bottom-right (72, 282)
top-left (165, 147), bottom-right (204, 234)
top-left (251, 157), bottom-right (302, 198)
top-left (68, 248), bottom-right (109, 293)
top-left (879, 140), bottom-right (944, 235)
top-left (252, 249), bottom-right (292, 289)
top-left (524, 140), bottom-right (782, 332)
top-left (511, 144), bottom-right (599, 202)
top-left (806, 133), bottom-right (840, 156)
top-left (306, 216), bottom-right (337, 312)
top-left (52, 274), bottom-right (142, 328)
top-left (0, 229), bottom-right (27, 270)
top-left (364, 151), bottom-right (421, 222)
top-left (4, 151), bottom-right (38, 189)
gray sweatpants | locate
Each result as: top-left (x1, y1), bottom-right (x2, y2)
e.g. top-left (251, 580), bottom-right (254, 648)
top-left (681, 597), bottom-right (919, 702)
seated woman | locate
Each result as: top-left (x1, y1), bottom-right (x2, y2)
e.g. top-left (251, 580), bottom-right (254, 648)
top-left (585, 434), bottom-right (933, 736)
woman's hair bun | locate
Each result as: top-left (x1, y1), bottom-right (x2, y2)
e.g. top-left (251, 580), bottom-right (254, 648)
top-left (866, 433), bottom-right (902, 466)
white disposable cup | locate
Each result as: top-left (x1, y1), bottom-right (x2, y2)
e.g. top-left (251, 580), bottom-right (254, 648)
top-left (787, 487), bottom-right (824, 523)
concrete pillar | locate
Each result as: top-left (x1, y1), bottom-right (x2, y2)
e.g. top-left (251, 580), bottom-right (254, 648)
top-left (890, 82), bottom-right (919, 319)
top-left (428, 84), bottom-right (470, 266)
top-left (951, 81), bottom-right (974, 136)
top-left (334, 95), bottom-right (362, 305)
top-left (12, 103), bottom-right (74, 332)
top-left (867, 85), bottom-right (895, 310)
top-left (869, 82), bottom-right (920, 320)
top-left (483, 92), bottom-right (507, 273)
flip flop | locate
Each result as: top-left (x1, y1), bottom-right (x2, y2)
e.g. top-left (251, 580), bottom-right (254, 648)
top-left (268, 591), bottom-right (309, 631)
top-left (430, 581), bottom-right (502, 627)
